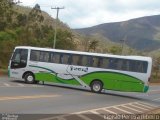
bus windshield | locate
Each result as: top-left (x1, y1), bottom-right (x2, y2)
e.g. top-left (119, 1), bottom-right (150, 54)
top-left (11, 49), bottom-right (28, 69)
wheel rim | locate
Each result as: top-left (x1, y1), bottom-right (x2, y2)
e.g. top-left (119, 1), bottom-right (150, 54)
top-left (93, 83), bottom-right (101, 92)
top-left (27, 75), bottom-right (34, 82)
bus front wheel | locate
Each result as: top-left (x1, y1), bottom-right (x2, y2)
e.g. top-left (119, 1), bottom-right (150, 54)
top-left (24, 73), bottom-right (35, 84)
top-left (90, 80), bottom-right (103, 93)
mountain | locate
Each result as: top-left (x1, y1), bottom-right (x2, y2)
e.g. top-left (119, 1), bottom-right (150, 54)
top-left (75, 15), bottom-right (160, 51)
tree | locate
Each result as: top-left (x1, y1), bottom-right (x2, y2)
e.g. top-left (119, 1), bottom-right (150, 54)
top-left (88, 40), bottom-right (99, 52)
top-left (47, 29), bottom-right (76, 50)
top-left (16, 14), bottom-right (27, 26)
top-left (0, 0), bottom-right (15, 30)
top-left (109, 46), bottom-right (122, 54)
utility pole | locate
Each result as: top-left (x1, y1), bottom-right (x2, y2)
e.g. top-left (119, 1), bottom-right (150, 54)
top-left (120, 35), bottom-right (127, 55)
top-left (51, 7), bottom-right (64, 49)
top-left (120, 39), bottom-right (125, 55)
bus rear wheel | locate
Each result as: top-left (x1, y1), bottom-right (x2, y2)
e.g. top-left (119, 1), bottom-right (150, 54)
top-left (24, 73), bottom-right (35, 84)
top-left (90, 80), bottom-right (103, 93)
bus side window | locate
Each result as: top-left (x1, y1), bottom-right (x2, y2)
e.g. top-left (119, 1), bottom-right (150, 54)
top-left (128, 60), bottom-right (136, 72)
top-left (81, 56), bottom-right (89, 66)
top-left (12, 49), bottom-right (21, 63)
top-left (30, 50), bottom-right (40, 61)
top-left (136, 61), bottom-right (144, 73)
top-left (97, 57), bottom-right (103, 68)
top-left (62, 54), bottom-right (71, 65)
top-left (50, 53), bottom-right (54, 63)
top-left (92, 57), bottom-right (99, 68)
top-left (103, 58), bottom-right (109, 69)
top-left (142, 61), bottom-right (148, 73)
top-left (108, 58), bottom-right (118, 70)
top-left (77, 55), bottom-right (82, 66)
top-left (50, 52), bottom-right (61, 64)
top-left (87, 56), bottom-right (93, 67)
top-left (71, 54), bottom-right (80, 66)
top-left (20, 49), bottom-right (28, 64)
top-left (39, 51), bottom-right (49, 62)
top-left (116, 59), bottom-right (122, 70)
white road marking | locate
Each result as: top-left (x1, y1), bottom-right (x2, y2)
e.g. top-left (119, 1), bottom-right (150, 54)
top-left (17, 84), bottom-right (25, 87)
top-left (149, 89), bottom-right (160, 92)
top-left (0, 82), bottom-right (43, 87)
top-left (3, 83), bottom-right (10, 87)
top-left (122, 105), bottom-right (142, 113)
top-left (138, 102), bottom-right (157, 107)
top-left (73, 102), bottom-right (136, 114)
top-left (113, 106), bottom-right (133, 114)
top-left (90, 111), bottom-right (104, 118)
top-left (0, 95), bottom-right (60, 101)
top-left (102, 108), bottom-right (117, 114)
top-left (134, 102), bottom-right (154, 109)
top-left (129, 104), bottom-right (149, 110)
top-left (39, 102), bottom-right (156, 120)
top-left (90, 111), bottom-right (100, 114)
top-left (31, 85), bottom-right (39, 87)
top-left (77, 115), bottom-right (92, 120)
top-left (152, 97), bottom-right (160, 101)
top-left (58, 117), bottom-right (66, 120)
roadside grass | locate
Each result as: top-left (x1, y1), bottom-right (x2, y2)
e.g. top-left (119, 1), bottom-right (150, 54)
top-left (0, 69), bottom-right (8, 76)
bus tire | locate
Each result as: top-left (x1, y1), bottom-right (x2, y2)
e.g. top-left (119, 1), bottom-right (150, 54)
top-left (90, 80), bottom-right (103, 93)
top-left (24, 72), bottom-right (35, 84)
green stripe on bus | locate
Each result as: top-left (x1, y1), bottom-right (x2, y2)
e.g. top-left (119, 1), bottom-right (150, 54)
top-left (30, 65), bottom-right (146, 92)
top-left (34, 73), bottom-right (80, 85)
top-left (80, 72), bottom-right (145, 92)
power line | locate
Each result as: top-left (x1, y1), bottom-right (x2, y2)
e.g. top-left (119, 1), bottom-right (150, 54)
top-left (51, 7), bottom-right (65, 49)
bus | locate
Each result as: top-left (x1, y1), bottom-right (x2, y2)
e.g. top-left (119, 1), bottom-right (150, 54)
top-left (8, 46), bottom-right (152, 93)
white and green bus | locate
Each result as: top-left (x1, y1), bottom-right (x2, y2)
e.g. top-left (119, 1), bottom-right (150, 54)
top-left (8, 46), bottom-right (152, 93)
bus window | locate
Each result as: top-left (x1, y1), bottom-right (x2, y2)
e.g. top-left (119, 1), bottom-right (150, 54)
top-left (103, 58), bottom-right (109, 69)
top-left (81, 56), bottom-right (89, 66)
top-left (71, 54), bottom-right (81, 66)
top-left (108, 58), bottom-right (118, 70)
top-left (116, 59), bottom-right (123, 70)
top-left (136, 61), bottom-right (148, 73)
top-left (30, 50), bottom-right (40, 61)
top-left (128, 60), bottom-right (136, 72)
top-left (91, 57), bottom-right (99, 67)
top-left (50, 52), bottom-right (61, 64)
top-left (11, 49), bottom-right (28, 69)
top-left (39, 51), bottom-right (49, 62)
top-left (142, 61), bottom-right (148, 73)
top-left (62, 54), bottom-right (71, 65)
top-left (97, 57), bottom-right (103, 68)
top-left (121, 60), bottom-right (129, 71)
top-left (12, 49), bottom-right (21, 63)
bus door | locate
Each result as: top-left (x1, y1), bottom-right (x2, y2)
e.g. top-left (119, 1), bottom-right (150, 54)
top-left (10, 49), bottom-right (28, 78)
top-left (66, 55), bottom-right (89, 87)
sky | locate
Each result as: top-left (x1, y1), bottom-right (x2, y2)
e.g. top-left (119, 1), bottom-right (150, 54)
top-left (19, 0), bottom-right (160, 28)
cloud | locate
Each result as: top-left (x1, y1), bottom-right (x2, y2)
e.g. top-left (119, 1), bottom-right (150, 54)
top-left (20, 0), bottom-right (36, 6)
top-left (19, 0), bottom-right (160, 28)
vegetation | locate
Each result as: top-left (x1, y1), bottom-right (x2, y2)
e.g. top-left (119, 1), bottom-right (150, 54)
top-left (0, 0), bottom-right (75, 68)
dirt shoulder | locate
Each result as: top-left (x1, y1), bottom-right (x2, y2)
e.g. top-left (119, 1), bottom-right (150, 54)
top-left (146, 108), bottom-right (160, 114)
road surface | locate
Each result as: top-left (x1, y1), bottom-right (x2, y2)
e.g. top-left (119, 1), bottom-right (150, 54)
top-left (0, 76), bottom-right (160, 120)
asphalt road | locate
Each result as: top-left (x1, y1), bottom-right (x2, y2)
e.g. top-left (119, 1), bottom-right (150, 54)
top-left (0, 76), bottom-right (160, 119)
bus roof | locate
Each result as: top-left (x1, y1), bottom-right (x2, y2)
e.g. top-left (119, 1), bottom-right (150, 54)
top-left (15, 46), bottom-right (152, 62)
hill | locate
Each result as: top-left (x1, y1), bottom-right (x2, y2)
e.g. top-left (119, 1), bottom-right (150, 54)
top-left (75, 15), bottom-right (160, 51)
top-left (0, 1), bottom-right (77, 68)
